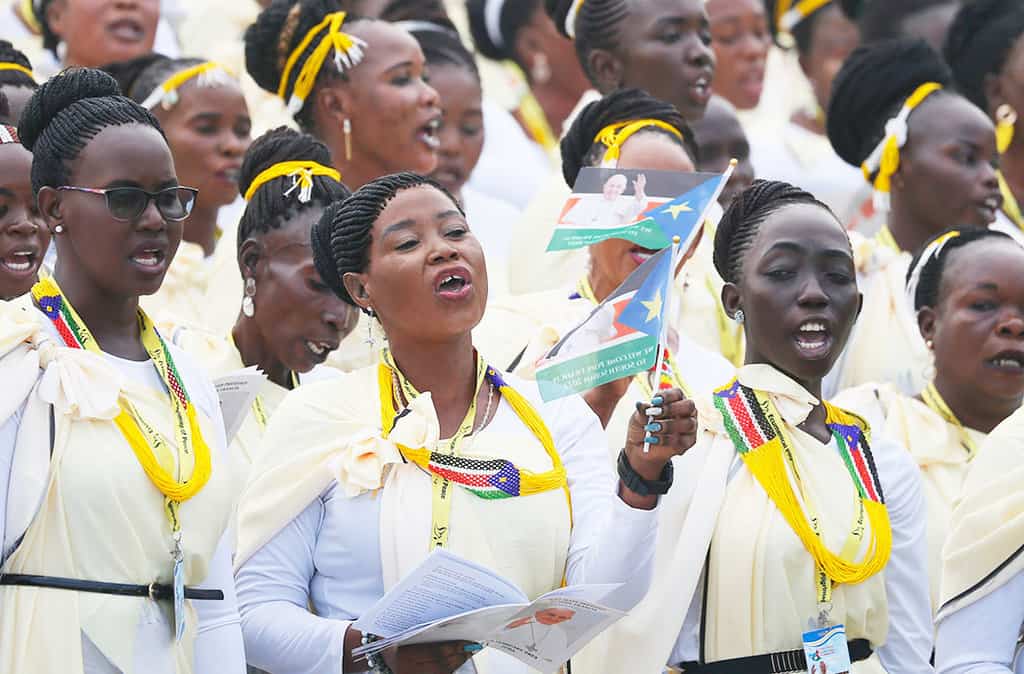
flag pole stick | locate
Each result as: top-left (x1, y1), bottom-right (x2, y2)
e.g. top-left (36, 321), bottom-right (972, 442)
top-left (643, 160), bottom-right (738, 453)
top-left (643, 234), bottom-right (680, 454)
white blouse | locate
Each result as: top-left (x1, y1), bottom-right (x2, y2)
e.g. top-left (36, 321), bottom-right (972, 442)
top-left (236, 381), bottom-right (661, 674)
top-left (935, 568), bottom-right (1024, 674)
top-left (0, 318), bottom-right (245, 674)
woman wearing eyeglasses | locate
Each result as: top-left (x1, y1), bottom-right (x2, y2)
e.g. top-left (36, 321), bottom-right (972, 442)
top-left (0, 68), bottom-right (245, 674)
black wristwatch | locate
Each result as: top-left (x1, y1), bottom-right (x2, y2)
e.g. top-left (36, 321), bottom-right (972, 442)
top-left (617, 449), bottom-right (673, 496)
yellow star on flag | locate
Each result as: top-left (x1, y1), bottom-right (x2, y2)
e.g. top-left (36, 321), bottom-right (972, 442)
top-left (661, 201), bottom-right (693, 219)
top-left (641, 289), bottom-right (663, 323)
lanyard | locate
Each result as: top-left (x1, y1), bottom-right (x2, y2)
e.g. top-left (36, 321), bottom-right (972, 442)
top-left (999, 172), bottom-right (1024, 232)
top-left (875, 225), bottom-right (900, 253)
top-left (382, 348), bottom-right (487, 550)
top-left (921, 383), bottom-right (978, 457)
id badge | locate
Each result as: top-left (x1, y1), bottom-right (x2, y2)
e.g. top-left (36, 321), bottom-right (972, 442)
top-left (802, 623), bottom-right (851, 674)
top-left (173, 555), bottom-right (185, 642)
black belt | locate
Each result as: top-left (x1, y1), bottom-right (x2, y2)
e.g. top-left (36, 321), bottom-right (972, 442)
top-left (677, 638), bottom-right (873, 674)
top-left (0, 574), bottom-right (224, 601)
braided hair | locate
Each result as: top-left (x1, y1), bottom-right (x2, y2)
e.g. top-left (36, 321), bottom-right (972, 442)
top-left (545, 0), bottom-right (630, 85)
top-left (17, 67), bottom-right (163, 193)
top-left (858, 0), bottom-right (959, 45)
top-left (466, 0), bottom-right (542, 65)
top-left (907, 227), bottom-right (1014, 310)
top-left (763, 0), bottom-right (835, 53)
top-left (311, 171), bottom-right (462, 306)
top-left (238, 126), bottom-right (352, 250)
top-left (245, 0), bottom-right (368, 132)
top-left (0, 40), bottom-right (37, 90)
top-left (559, 87), bottom-right (697, 187)
top-left (714, 179), bottom-right (836, 284)
top-left (827, 38), bottom-right (952, 169)
top-left (943, 0), bottom-right (1024, 113)
top-left (394, 17), bottom-right (480, 81)
top-left (0, 90), bottom-right (8, 122)
top-left (380, 0), bottom-right (451, 24)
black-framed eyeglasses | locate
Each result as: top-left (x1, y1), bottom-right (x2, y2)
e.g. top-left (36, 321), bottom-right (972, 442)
top-left (57, 185), bottom-right (199, 222)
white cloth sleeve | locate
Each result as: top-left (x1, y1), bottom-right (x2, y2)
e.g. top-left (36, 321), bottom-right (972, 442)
top-left (558, 394), bottom-right (659, 611)
top-left (236, 497), bottom-right (354, 674)
top-left (872, 434), bottom-right (935, 674)
top-left (935, 569), bottom-right (1024, 674)
top-left (0, 407), bottom-right (21, 564)
top-left (193, 528), bottom-right (246, 673)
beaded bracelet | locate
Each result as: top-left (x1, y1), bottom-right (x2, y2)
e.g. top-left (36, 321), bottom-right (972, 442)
top-left (360, 632), bottom-right (394, 674)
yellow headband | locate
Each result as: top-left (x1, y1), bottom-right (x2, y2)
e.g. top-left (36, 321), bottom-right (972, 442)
top-left (277, 11), bottom-right (367, 115)
top-left (565, 0), bottom-right (585, 38)
top-left (594, 118), bottom-right (684, 167)
top-left (775, 0), bottom-right (833, 33)
top-left (861, 81), bottom-right (943, 210)
top-left (18, 0), bottom-right (41, 33)
top-left (139, 62), bottom-right (234, 110)
top-left (0, 62), bottom-right (35, 82)
top-left (244, 160), bottom-right (342, 202)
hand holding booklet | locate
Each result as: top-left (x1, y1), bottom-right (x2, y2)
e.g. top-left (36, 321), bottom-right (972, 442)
top-left (352, 549), bottom-right (626, 673)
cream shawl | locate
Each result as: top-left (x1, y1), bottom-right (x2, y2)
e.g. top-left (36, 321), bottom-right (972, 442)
top-left (0, 301), bottom-right (235, 674)
top-left (938, 405), bottom-right (1024, 620)
top-left (235, 365), bottom-right (572, 673)
top-left (573, 365), bottom-right (889, 674)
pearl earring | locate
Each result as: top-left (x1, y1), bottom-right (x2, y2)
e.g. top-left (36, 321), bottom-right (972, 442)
top-left (242, 277), bottom-right (256, 317)
top-left (53, 224), bottom-right (64, 234)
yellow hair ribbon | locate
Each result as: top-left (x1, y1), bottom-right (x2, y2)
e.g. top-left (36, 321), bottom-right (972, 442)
top-left (243, 160), bottom-right (341, 202)
top-left (0, 62), bottom-right (35, 81)
top-left (564, 0), bottom-right (586, 38)
top-left (775, 0), bottom-right (833, 33)
top-left (278, 11), bottom-right (367, 115)
top-left (595, 118), bottom-right (683, 167)
top-left (139, 61), bottom-right (233, 110)
top-left (17, 0), bottom-right (40, 34)
top-left (861, 81), bottom-right (943, 210)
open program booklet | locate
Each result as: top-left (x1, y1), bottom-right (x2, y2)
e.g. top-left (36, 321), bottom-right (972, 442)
top-left (213, 366), bottom-right (265, 443)
top-left (352, 550), bottom-right (626, 673)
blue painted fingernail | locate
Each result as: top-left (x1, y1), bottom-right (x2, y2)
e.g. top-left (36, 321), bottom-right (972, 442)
top-left (645, 435), bottom-right (661, 445)
top-left (645, 422), bottom-right (661, 432)
top-left (464, 644), bottom-right (484, 653)
top-left (651, 395), bottom-right (664, 405)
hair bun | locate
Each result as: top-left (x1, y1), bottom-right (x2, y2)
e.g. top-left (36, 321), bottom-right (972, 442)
top-left (239, 125), bottom-right (333, 197)
top-left (245, 0), bottom-right (344, 95)
top-left (826, 37), bottom-right (952, 167)
top-left (18, 67), bottom-right (121, 152)
top-left (544, 0), bottom-right (574, 38)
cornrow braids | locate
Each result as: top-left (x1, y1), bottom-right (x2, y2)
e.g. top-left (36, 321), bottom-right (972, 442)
top-left (546, 0), bottom-right (629, 86)
top-left (312, 171), bottom-right (463, 306)
top-left (17, 67), bottom-right (164, 194)
top-left (466, 0), bottom-right (542, 65)
top-left (559, 87), bottom-right (697, 187)
top-left (714, 178), bottom-right (836, 283)
top-left (0, 40), bottom-right (37, 89)
top-left (827, 38), bottom-right (952, 168)
top-left (237, 126), bottom-right (351, 250)
top-left (0, 91), bottom-right (10, 123)
top-left (907, 227), bottom-right (1014, 310)
top-left (245, 0), bottom-right (368, 132)
top-left (943, 0), bottom-right (1024, 112)
top-left (380, 0), bottom-right (452, 25)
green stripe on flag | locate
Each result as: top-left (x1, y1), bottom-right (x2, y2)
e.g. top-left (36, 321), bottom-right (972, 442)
top-left (535, 335), bottom-right (659, 401)
top-left (546, 218), bottom-right (672, 252)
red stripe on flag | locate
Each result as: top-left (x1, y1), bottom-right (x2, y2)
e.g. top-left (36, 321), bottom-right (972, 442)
top-left (726, 392), bottom-right (768, 447)
top-left (849, 447), bottom-right (879, 502)
top-left (430, 464), bottom-right (493, 489)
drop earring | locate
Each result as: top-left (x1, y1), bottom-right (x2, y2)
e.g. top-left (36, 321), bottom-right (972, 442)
top-left (733, 309), bottom-right (745, 324)
top-left (364, 307), bottom-right (376, 348)
top-left (53, 224), bottom-right (64, 234)
top-left (531, 53), bottom-right (551, 85)
top-left (242, 277), bottom-right (256, 317)
top-left (997, 104), bottom-right (1017, 154)
top-left (343, 118), bottom-right (352, 161)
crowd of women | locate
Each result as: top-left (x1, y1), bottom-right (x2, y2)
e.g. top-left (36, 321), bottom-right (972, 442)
top-left (0, 0), bottom-right (1023, 672)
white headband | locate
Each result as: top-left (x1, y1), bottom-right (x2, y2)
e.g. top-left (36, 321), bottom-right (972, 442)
top-left (565, 0), bottom-right (584, 38)
top-left (392, 20), bottom-right (457, 37)
top-left (484, 0), bottom-right (509, 48)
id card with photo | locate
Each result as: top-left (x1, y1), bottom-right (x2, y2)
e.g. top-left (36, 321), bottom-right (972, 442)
top-left (802, 623), bottom-right (852, 674)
